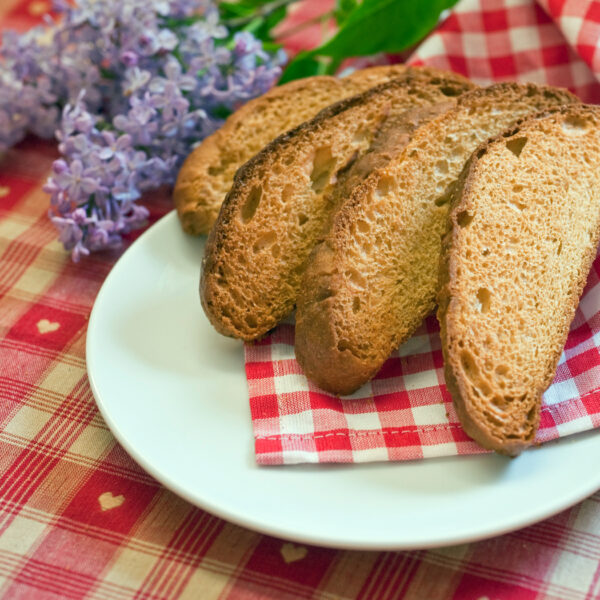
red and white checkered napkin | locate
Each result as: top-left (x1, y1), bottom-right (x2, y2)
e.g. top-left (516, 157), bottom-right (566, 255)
top-left (246, 0), bottom-right (600, 465)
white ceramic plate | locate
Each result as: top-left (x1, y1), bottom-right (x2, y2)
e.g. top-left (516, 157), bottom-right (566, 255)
top-left (87, 211), bottom-right (600, 551)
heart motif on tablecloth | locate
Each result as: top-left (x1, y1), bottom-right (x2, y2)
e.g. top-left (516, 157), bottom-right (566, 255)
top-left (98, 492), bottom-right (125, 511)
top-left (280, 542), bottom-right (308, 563)
top-left (36, 319), bottom-right (60, 334)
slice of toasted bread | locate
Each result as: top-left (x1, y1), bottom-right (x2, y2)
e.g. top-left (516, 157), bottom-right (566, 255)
top-left (173, 65), bottom-right (471, 235)
top-left (438, 106), bottom-right (600, 455)
top-left (295, 83), bottom-right (578, 396)
top-left (173, 67), bottom-right (409, 235)
top-left (201, 72), bottom-right (475, 340)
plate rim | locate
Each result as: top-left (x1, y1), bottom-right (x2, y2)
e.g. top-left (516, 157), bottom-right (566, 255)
top-left (86, 211), bottom-right (600, 551)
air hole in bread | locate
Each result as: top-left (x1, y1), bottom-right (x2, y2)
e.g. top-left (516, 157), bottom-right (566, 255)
top-left (282, 184), bottom-right (294, 203)
top-left (557, 240), bottom-right (563, 255)
top-left (460, 350), bottom-right (479, 384)
top-left (353, 129), bottom-right (368, 144)
top-left (245, 314), bottom-right (257, 329)
top-left (337, 339), bottom-right (351, 353)
top-left (357, 219), bottom-right (370, 233)
top-left (346, 268), bottom-right (366, 289)
top-left (375, 175), bottom-right (394, 199)
top-left (338, 150), bottom-right (359, 177)
top-left (506, 136), bottom-right (528, 158)
top-left (241, 185), bottom-right (262, 223)
top-left (435, 160), bottom-right (448, 176)
top-left (508, 197), bottom-right (527, 211)
top-left (491, 396), bottom-right (507, 410)
top-left (495, 364), bottom-right (510, 377)
top-left (298, 213), bottom-right (308, 226)
top-left (440, 84), bottom-right (462, 97)
top-left (361, 241), bottom-right (373, 254)
top-left (310, 147), bottom-right (336, 193)
top-left (483, 410), bottom-right (503, 426)
top-left (208, 165), bottom-right (224, 176)
top-left (542, 89), bottom-right (560, 100)
top-left (482, 248), bottom-right (490, 256)
top-left (352, 297), bottom-right (361, 313)
top-left (562, 114), bottom-right (590, 134)
top-left (476, 288), bottom-right (491, 313)
top-left (435, 190), bottom-right (452, 206)
top-left (271, 244), bottom-right (280, 258)
top-left (316, 288), bottom-right (334, 302)
top-left (449, 145), bottom-right (464, 159)
top-left (456, 211), bottom-right (473, 227)
top-left (253, 231), bottom-right (277, 253)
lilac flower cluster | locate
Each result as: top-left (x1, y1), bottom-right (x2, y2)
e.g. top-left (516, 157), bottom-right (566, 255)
top-left (0, 0), bottom-right (285, 260)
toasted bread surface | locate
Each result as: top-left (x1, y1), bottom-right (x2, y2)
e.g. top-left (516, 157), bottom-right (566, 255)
top-left (295, 83), bottom-right (578, 396)
top-left (174, 65), bottom-right (470, 235)
top-left (174, 76), bottom-right (350, 235)
top-left (201, 73), bottom-right (474, 340)
top-left (437, 106), bottom-right (600, 455)
top-left (173, 66), bottom-right (410, 235)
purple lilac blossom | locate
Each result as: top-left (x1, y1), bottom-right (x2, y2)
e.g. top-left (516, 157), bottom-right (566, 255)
top-left (1, 0), bottom-right (285, 260)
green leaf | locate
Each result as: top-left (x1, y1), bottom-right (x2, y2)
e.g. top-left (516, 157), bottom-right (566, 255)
top-left (242, 16), bottom-right (267, 36)
top-left (212, 105), bottom-right (234, 120)
top-left (247, 5), bottom-right (288, 41)
top-left (220, 0), bottom-right (299, 38)
top-left (219, 2), bottom-right (254, 19)
top-left (315, 0), bottom-right (450, 58)
top-left (334, 0), bottom-right (358, 25)
top-left (279, 52), bottom-right (327, 84)
top-left (261, 40), bottom-right (284, 53)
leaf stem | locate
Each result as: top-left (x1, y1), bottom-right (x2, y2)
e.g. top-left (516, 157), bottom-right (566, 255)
top-left (222, 0), bottom-right (300, 28)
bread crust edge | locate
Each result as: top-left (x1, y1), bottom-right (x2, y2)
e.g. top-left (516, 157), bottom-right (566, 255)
top-left (437, 105), bottom-right (600, 456)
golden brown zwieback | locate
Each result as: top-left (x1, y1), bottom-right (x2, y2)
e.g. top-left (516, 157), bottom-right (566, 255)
top-left (173, 65), bottom-right (471, 235)
top-left (438, 105), bottom-right (600, 455)
top-left (201, 71), bottom-right (475, 340)
top-left (295, 83), bottom-right (578, 396)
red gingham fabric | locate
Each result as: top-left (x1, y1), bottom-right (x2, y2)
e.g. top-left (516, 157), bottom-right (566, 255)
top-left (247, 0), bottom-right (600, 465)
top-left (2, 1), bottom-right (600, 599)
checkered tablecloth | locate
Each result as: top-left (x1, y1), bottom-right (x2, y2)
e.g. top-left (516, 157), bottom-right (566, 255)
top-left (2, 0), bottom-right (600, 598)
